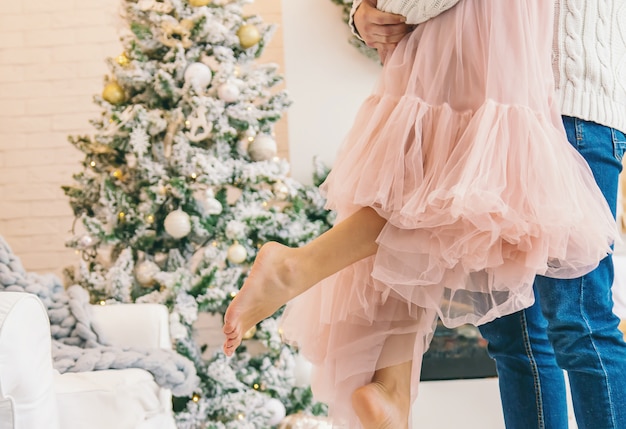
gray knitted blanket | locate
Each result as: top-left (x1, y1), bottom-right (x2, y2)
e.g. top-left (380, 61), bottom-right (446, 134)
top-left (0, 236), bottom-right (198, 397)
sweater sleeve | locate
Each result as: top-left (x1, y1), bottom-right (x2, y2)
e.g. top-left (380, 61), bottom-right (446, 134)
top-left (377, 0), bottom-right (461, 25)
top-left (348, 0), bottom-right (365, 41)
top-left (349, 0), bottom-right (460, 40)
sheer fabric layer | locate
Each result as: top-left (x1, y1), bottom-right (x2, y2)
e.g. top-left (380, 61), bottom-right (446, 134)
top-left (280, 1), bottom-right (618, 427)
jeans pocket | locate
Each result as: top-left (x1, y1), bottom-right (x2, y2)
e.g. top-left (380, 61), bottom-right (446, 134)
top-left (612, 128), bottom-right (626, 161)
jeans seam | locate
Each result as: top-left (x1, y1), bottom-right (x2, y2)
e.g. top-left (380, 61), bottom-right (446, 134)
top-left (578, 276), bottom-right (618, 429)
top-left (521, 310), bottom-right (545, 429)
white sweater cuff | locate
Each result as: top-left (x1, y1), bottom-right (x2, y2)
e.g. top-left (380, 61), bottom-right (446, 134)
top-left (349, 0), bottom-right (365, 41)
top-left (377, 0), bottom-right (460, 25)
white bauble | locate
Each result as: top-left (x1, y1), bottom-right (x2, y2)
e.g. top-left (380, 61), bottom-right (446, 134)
top-left (77, 234), bottom-right (94, 249)
top-left (248, 134), bottom-right (277, 161)
top-left (184, 62), bottom-right (212, 93)
top-left (273, 182), bottom-right (289, 200)
top-left (135, 260), bottom-right (161, 287)
top-left (203, 197), bottom-right (223, 215)
top-left (265, 398), bottom-right (287, 426)
top-left (217, 82), bottom-right (240, 103)
top-left (164, 209), bottom-right (191, 239)
top-left (227, 243), bottom-right (247, 264)
top-left (293, 353), bottom-right (313, 388)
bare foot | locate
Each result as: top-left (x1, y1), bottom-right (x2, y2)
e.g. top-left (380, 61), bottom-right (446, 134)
top-left (222, 242), bottom-right (309, 356)
top-left (352, 382), bottom-right (410, 429)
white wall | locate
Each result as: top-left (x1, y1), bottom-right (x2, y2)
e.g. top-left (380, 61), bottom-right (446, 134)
top-left (281, 0), bottom-right (380, 184)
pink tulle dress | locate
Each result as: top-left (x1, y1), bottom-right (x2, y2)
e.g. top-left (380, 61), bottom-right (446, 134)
top-left (280, 1), bottom-right (619, 427)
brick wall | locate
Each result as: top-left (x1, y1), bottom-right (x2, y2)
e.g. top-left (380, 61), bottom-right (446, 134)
top-left (0, 0), bottom-right (286, 275)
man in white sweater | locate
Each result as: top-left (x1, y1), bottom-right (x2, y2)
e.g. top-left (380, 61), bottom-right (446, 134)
top-left (351, 1), bottom-right (626, 428)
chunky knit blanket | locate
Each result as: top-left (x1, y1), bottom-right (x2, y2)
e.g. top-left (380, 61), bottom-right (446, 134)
top-left (0, 236), bottom-right (198, 396)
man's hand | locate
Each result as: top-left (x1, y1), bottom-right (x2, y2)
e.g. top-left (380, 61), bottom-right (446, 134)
top-left (353, 0), bottom-right (413, 63)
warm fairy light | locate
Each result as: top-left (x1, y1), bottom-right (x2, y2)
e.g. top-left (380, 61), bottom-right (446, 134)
top-left (116, 53), bottom-right (130, 66)
top-left (99, 300), bottom-right (106, 306)
top-left (190, 172), bottom-right (197, 179)
top-left (118, 212), bottom-right (126, 220)
top-left (262, 202), bottom-right (268, 207)
top-left (112, 169), bottom-right (123, 179)
top-left (191, 393), bottom-right (201, 402)
top-left (146, 215), bottom-right (155, 224)
top-left (89, 161), bottom-right (96, 167)
top-left (212, 241), bottom-right (218, 247)
top-left (253, 383), bottom-right (259, 390)
top-left (230, 291), bottom-right (237, 298)
top-left (185, 120), bottom-right (191, 127)
top-left (236, 413), bottom-right (245, 420)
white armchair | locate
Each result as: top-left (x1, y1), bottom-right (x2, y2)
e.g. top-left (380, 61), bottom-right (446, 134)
top-left (0, 291), bottom-right (178, 429)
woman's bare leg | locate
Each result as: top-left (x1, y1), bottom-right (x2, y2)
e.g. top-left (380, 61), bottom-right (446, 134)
top-left (222, 207), bottom-right (386, 355)
top-left (352, 361), bottom-right (413, 429)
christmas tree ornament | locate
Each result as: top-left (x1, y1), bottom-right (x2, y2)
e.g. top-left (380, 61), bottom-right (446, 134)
top-left (154, 252), bottom-right (168, 267)
top-left (116, 53), bottom-right (130, 66)
top-left (160, 17), bottom-right (192, 48)
top-left (135, 260), bottom-right (161, 287)
top-left (242, 325), bottom-right (256, 340)
top-left (197, 188), bottom-right (223, 215)
top-left (293, 353), bottom-right (313, 388)
top-left (248, 134), bottom-right (277, 161)
top-left (265, 398), bottom-right (287, 426)
top-left (102, 81), bottom-right (126, 105)
top-left (217, 81), bottom-right (240, 103)
top-left (138, 0), bottom-right (174, 12)
top-left (185, 105), bottom-right (212, 142)
top-left (184, 62), bottom-right (212, 94)
top-left (189, 0), bottom-right (210, 6)
top-left (227, 242), bottom-right (247, 264)
top-left (237, 24), bottom-right (261, 49)
top-left (273, 181), bottom-right (289, 200)
top-left (77, 234), bottom-right (95, 249)
top-left (164, 209), bottom-right (192, 239)
top-left (163, 109), bottom-right (184, 157)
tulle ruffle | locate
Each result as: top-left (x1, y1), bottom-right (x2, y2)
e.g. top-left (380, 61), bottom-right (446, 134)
top-left (280, 1), bottom-right (619, 427)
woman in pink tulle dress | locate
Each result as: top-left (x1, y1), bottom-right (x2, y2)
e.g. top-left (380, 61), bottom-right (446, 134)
top-left (223, 1), bottom-right (619, 428)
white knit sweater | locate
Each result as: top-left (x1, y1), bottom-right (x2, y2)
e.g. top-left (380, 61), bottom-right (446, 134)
top-left (349, 0), bottom-right (626, 134)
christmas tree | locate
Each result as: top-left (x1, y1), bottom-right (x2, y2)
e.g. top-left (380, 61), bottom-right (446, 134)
top-left (62, 0), bottom-right (332, 427)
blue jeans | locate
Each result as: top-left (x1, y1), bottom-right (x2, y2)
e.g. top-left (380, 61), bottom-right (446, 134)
top-left (479, 117), bottom-right (626, 429)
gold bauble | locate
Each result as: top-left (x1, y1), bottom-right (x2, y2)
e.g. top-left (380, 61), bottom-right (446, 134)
top-left (189, 0), bottom-right (210, 6)
top-left (242, 325), bottom-right (256, 340)
top-left (102, 81), bottom-right (126, 105)
top-left (237, 24), bottom-right (261, 49)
